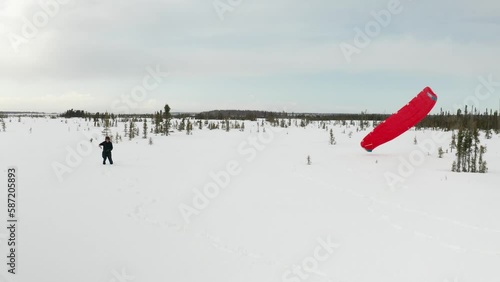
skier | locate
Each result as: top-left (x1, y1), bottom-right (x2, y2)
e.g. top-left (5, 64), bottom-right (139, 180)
top-left (99, 136), bottom-right (114, 165)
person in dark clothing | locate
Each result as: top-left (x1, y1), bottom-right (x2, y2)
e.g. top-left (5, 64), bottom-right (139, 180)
top-left (99, 136), bottom-right (113, 165)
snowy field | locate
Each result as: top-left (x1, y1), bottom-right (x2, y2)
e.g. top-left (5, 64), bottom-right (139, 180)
top-left (1, 117), bottom-right (500, 282)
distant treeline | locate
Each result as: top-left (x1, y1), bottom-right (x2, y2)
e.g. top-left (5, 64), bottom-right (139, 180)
top-left (416, 108), bottom-right (500, 131)
top-left (0, 111), bottom-right (47, 118)
top-left (195, 110), bottom-right (392, 121)
top-left (196, 109), bottom-right (500, 131)
top-left (61, 109), bottom-right (90, 118)
top-left (59, 108), bottom-right (500, 131)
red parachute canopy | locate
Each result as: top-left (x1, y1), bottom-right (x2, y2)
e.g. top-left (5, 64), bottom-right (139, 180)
top-left (361, 87), bottom-right (438, 152)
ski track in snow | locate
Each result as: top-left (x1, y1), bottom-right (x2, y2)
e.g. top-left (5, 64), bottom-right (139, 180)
top-left (124, 186), bottom-right (340, 281)
top-left (198, 230), bottom-right (337, 282)
top-left (126, 203), bottom-right (343, 282)
top-left (297, 167), bottom-right (500, 257)
top-left (117, 171), bottom-right (340, 281)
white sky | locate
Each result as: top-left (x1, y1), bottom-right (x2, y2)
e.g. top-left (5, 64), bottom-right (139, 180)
top-left (1, 0), bottom-right (500, 113)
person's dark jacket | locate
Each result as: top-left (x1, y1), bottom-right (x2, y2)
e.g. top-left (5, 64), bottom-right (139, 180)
top-left (99, 141), bottom-right (113, 153)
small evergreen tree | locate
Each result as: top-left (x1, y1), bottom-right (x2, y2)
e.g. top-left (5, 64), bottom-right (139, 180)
top-left (456, 128), bottom-right (463, 171)
top-left (452, 127), bottom-right (487, 173)
top-left (143, 119), bottom-right (148, 139)
top-left (102, 116), bottom-right (111, 138)
top-left (329, 129), bottom-right (336, 145)
top-left (129, 120), bottom-right (136, 140)
top-left (413, 135), bottom-right (418, 145)
top-left (154, 112), bottom-right (161, 135)
top-left (478, 145), bottom-right (488, 173)
top-left (281, 119), bottom-right (286, 128)
top-left (186, 119), bottom-right (193, 135)
top-left (307, 155), bottom-right (312, 165)
top-left (300, 119), bottom-right (306, 128)
top-left (178, 118), bottom-right (186, 132)
top-left (450, 131), bottom-right (456, 152)
top-left (149, 137), bottom-right (153, 145)
top-left (164, 104), bottom-right (172, 136)
top-left (438, 147), bottom-right (444, 158)
top-left (485, 129), bottom-right (492, 139)
top-left (124, 123), bottom-right (128, 138)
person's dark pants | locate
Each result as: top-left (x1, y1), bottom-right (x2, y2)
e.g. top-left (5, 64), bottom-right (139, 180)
top-left (102, 151), bottom-right (113, 164)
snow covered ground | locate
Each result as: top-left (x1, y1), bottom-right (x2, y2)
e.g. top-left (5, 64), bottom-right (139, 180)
top-left (1, 117), bottom-right (499, 282)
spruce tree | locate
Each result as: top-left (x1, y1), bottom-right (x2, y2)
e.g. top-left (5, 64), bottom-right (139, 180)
top-left (154, 112), bottom-right (161, 135)
top-left (471, 127), bottom-right (480, 172)
top-left (164, 104), bottom-right (172, 136)
top-left (129, 121), bottom-right (135, 140)
top-left (143, 119), bottom-right (148, 139)
top-left (485, 129), bottom-right (492, 139)
top-left (186, 119), bottom-right (193, 135)
top-left (478, 145), bottom-right (488, 173)
top-left (329, 129), bottom-right (336, 145)
top-left (452, 127), bottom-right (487, 173)
top-left (450, 131), bottom-right (456, 152)
top-left (102, 113), bottom-right (111, 138)
top-left (178, 118), bottom-right (186, 131)
top-left (463, 129), bottom-right (472, 172)
top-left (456, 128), bottom-right (463, 171)
top-left (438, 147), bottom-right (444, 158)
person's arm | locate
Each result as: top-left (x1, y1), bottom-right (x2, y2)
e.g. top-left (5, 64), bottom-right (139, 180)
top-left (110, 143), bottom-right (113, 151)
top-left (99, 141), bottom-right (104, 147)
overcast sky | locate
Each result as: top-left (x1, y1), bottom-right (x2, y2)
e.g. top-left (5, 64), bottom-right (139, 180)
top-left (0, 0), bottom-right (499, 114)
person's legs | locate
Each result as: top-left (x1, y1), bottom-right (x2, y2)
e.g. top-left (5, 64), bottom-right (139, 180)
top-left (102, 151), bottom-right (106, 164)
top-left (108, 152), bottom-right (113, 165)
